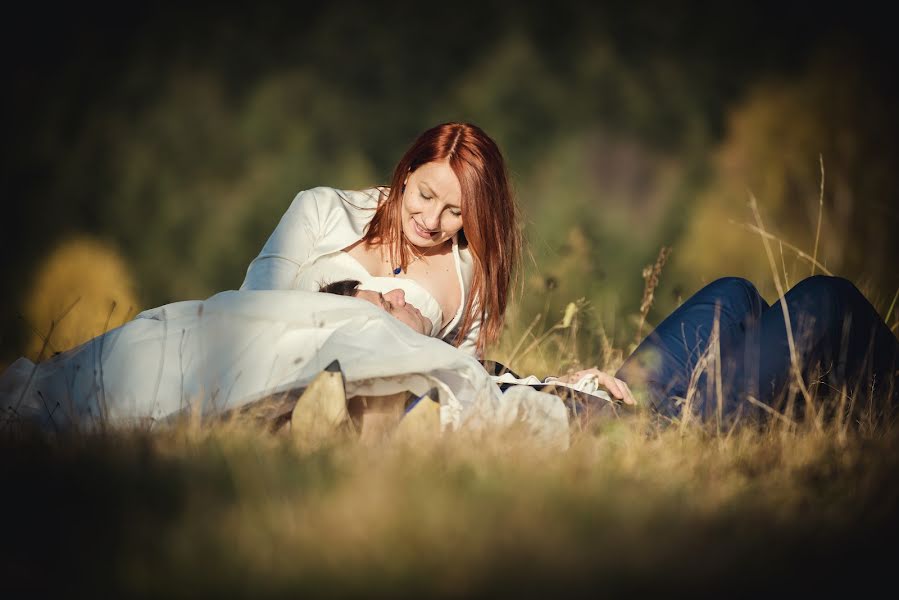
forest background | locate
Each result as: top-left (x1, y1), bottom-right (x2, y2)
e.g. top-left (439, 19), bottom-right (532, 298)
top-left (3, 0), bottom-right (897, 365)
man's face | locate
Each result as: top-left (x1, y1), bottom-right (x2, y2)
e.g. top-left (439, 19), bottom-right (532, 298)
top-left (355, 288), bottom-right (432, 335)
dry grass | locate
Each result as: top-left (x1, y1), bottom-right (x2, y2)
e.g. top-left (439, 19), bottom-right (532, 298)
top-left (4, 296), bottom-right (896, 596)
top-left (3, 191), bottom-right (898, 596)
top-left (3, 413), bottom-right (897, 596)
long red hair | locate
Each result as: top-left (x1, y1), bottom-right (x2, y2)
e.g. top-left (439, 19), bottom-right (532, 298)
top-left (364, 122), bottom-right (520, 354)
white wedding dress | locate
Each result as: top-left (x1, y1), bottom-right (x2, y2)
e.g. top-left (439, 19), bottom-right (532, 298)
top-left (0, 250), bottom-right (578, 444)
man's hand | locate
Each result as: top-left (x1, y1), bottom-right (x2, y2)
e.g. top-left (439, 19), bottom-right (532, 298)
top-left (555, 368), bottom-right (637, 405)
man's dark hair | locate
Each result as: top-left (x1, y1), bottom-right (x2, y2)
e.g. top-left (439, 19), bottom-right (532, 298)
top-left (319, 279), bottom-right (362, 297)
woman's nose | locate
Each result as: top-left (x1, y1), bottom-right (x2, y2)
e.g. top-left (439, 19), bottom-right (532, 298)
top-left (385, 289), bottom-right (406, 306)
top-left (421, 207), bottom-right (441, 230)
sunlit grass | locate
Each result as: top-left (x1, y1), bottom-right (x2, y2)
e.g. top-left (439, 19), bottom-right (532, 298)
top-left (4, 187), bottom-right (898, 595)
top-left (4, 285), bottom-right (897, 595)
top-left (3, 411), bottom-right (897, 596)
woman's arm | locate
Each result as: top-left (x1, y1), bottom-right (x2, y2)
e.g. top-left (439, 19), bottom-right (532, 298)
top-left (240, 189), bottom-right (325, 290)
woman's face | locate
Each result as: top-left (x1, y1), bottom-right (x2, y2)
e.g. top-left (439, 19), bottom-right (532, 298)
top-left (400, 159), bottom-right (464, 249)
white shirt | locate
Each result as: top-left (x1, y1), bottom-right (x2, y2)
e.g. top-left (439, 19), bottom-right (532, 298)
top-left (240, 187), bottom-right (482, 356)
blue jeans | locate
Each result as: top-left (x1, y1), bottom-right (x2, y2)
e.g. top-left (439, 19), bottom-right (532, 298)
top-left (616, 276), bottom-right (899, 422)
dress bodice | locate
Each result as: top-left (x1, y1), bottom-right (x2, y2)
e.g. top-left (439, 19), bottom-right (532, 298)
top-left (296, 251), bottom-right (445, 336)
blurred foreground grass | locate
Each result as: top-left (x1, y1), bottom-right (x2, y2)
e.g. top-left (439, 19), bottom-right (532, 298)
top-left (3, 412), bottom-right (898, 596)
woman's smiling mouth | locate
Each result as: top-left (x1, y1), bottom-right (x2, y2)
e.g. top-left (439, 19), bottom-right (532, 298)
top-left (412, 219), bottom-right (435, 238)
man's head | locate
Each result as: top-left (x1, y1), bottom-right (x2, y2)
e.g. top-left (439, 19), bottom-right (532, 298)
top-left (320, 279), bottom-right (432, 335)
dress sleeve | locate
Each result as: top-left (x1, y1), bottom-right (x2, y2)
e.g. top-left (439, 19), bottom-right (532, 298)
top-left (240, 189), bottom-right (324, 290)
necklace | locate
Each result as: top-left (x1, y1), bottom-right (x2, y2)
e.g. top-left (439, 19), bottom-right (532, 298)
top-left (392, 253), bottom-right (420, 275)
top-left (390, 238), bottom-right (448, 275)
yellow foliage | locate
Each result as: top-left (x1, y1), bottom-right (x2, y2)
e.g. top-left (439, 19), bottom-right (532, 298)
top-left (23, 237), bottom-right (140, 361)
top-left (671, 56), bottom-right (893, 296)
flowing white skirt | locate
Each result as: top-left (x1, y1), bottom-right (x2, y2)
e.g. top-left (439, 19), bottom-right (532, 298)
top-left (0, 290), bottom-right (569, 441)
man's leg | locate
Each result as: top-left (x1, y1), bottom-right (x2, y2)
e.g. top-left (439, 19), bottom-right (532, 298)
top-left (616, 277), bottom-right (768, 419)
top-left (726, 275), bottom-right (899, 421)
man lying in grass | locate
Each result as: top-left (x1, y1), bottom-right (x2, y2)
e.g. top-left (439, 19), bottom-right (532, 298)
top-left (3, 271), bottom-right (894, 437)
top-left (323, 275), bottom-right (899, 428)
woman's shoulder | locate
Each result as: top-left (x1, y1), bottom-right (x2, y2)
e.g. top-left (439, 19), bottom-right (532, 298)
top-left (295, 186), bottom-right (382, 212)
top-left (284, 186), bottom-right (383, 245)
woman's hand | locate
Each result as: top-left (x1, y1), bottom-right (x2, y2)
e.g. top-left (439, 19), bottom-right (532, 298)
top-left (555, 368), bottom-right (637, 405)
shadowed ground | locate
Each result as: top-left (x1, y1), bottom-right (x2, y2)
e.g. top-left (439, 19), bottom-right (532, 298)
top-left (2, 414), bottom-right (897, 597)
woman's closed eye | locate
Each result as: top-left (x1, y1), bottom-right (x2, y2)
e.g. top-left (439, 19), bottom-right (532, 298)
top-left (419, 188), bottom-right (461, 217)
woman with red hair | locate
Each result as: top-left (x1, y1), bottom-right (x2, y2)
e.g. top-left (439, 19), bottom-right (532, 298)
top-left (241, 122), bottom-right (521, 357)
top-left (1, 122), bottom-right (525, 431)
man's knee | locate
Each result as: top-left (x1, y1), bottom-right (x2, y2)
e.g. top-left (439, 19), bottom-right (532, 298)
top-left (706, 276), bottom-right (756, 293)
top-left (794, 274), bottom-right (854, 292)
top-left (791, 275), bottom-right (861, 310)
top-left (703, 277), bottom-right (764, 318)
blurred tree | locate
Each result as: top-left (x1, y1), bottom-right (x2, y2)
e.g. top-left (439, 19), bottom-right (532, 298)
top-left (23, 237), bottom-right (139, 361)
top-left (3, 2), bottom-right (896, 363)
top-left (670, 52), bottom-right (899, 309)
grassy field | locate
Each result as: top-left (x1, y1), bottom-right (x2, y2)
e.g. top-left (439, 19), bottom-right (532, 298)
top-left (4, 215), bottom-right (898, 597)
top-left (3, 390), bottom-right (898, 597)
